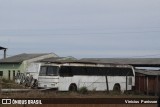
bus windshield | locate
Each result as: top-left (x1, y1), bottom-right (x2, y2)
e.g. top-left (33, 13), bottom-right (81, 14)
top-left (39, 66), bottom-right (59, 76)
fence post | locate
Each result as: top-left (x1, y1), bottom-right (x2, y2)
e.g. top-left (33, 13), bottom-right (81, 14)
top-left (105, 75), bottom-right (109, 93)
top-left (126, 75), bottom-right (128, 91)
top-left (156, 75), bottom-right (159, 96)
top-left (146, 76), bottom-right (148, 95)
top-left (126, 71), bottom-right (130, 92)
top-left (139, 76), bottom-right (140, 93)
top-left (0, 76), bottom-right (2, 93)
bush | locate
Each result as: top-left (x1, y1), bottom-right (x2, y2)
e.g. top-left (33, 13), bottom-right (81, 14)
top-left (109, 90), bottom-right (122, 95)
top-left (1, 78), bottom-right (24, 89)
top-left (78, 87), bottom-right (88, 94)
top-left (124, 90), bottom-right (145, 95)
top-left (2, 78), bottom-right (13, 83)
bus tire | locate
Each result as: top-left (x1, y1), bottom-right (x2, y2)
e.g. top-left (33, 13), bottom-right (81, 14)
top-left (69, 83), bottom-right (77, 92)
top-left (113, 83), bottom-right (121, 92)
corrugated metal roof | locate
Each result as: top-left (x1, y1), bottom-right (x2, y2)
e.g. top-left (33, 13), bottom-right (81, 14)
top-left (42, 60), bottom-right (132, 68)
top-left (39, 56), bottom-right (77, 63)
top-left (135, 69), bottom-right (160, 76)
top-left (0, 53), bottom-right (55, 63)
top-left (40, 57), bottom-right (66, 62)
top-left (80, 58), bottom-right (160, 66)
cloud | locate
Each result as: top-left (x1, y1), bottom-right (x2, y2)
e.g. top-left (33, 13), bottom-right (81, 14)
top-left (0, 0), bottom-right (160, 30)
top-left (0, 0), bottom-right (160, 58)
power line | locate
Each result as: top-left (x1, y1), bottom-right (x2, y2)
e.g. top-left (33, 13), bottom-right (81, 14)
top-left (1, 30), bottom-right (160, 36)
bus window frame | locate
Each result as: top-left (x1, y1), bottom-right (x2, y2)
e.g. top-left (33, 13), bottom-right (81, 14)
top-left (46, 66), bottom-right (59, 76)
top-left (39, 66), bottom-right (59, 76)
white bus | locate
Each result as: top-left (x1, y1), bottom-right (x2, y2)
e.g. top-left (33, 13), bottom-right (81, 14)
top-left (38, 62), bottom-right (135, 92)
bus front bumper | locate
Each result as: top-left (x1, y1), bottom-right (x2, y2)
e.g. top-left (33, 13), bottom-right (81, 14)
top-left (38, 82), bottom-right (58, 89)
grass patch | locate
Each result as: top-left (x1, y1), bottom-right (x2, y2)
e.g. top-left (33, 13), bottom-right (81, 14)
top-left (0, 79), bottom-right (157, 98)
top-left (1, 78), bottom-right (25, 89)
top-left (0, 90), bottom-right (157, 98)
top-left (2, 78), bottom-right (13, 83)
top-left (78, 87), bottom-right (88, 94)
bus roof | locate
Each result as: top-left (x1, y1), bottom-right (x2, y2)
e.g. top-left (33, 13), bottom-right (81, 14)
top-left (44, 60), bottom-right (132, 68)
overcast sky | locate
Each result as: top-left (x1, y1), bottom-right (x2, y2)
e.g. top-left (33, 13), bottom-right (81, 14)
top-left (0, 0), bottom-right (160, 58)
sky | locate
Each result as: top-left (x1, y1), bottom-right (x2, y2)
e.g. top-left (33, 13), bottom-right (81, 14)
top-left (0, 0), bottom-right (160, 59)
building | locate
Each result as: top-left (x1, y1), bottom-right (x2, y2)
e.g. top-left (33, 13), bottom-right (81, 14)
top-left (135, 69), bottom-right (160, 96)
top-left (0, 53), bottom-right (58, 80)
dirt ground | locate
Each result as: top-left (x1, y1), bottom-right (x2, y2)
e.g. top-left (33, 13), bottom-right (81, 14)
top-left (0, 90), bottom-right (158, 98)
top-left (0, 80), bottom-right (158, 98)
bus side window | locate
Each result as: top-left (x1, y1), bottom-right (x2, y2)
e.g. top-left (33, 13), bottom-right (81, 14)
top-left (59, 66), bottom-right (73, 77)
top-left (71, 66), bottom-right (85, 75)
top-left (86, 67), bottom-right (93, 75)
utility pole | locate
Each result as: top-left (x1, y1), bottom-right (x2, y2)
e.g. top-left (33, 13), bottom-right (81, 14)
top-left (0, 46), bottom-right (7, 59)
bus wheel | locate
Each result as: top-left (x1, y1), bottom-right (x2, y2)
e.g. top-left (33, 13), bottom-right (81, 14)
top-left (113, 83), bottom-right (121, 92)
top-left (69, 83), bottom-right (77, 92)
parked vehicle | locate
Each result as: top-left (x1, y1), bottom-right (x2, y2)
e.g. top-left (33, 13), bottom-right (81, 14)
top-left (38, 62), bottom-right (135, 91)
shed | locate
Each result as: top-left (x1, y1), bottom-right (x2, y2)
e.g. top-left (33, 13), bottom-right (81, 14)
top-left (135, 69), bottom-right (160, 96)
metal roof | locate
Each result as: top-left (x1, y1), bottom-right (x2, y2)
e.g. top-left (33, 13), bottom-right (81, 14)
top-left (39, 56), bottom-right (77, 63)
top-left (40, 57), bottom-right (66, 62)
top-left (0, 46), bottom-right (7, 50)
top-left (42, 60), bottom-right (132, 68)
top-left (0, 53), bottom-right (54, 63)
top-left (135, 69), bottom-right (160, 76)
top-left (80, 58), bottom-right (160, 67)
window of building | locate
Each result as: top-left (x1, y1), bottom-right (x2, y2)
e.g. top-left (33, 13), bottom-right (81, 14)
top-left (8, 70), bottom-right (11, 80)
top-left (13, 70), bottom-right (15, 80)
top-left (0, 71), bottom-right (3, 76)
